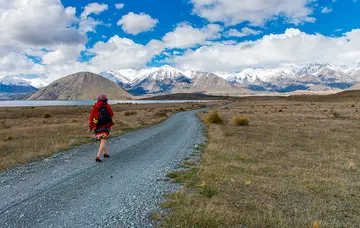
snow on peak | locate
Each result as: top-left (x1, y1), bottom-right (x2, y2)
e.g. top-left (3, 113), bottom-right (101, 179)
top-left (295, 63), bottom-right (334, 76)
top-left (0, 75), bottom-right (31, 86)
top-left (100, 71), bottom-right (132, 85)
top-left (226, 67), bottom-right (296, 84)
top-left (0, 74), bottom-right (49, 89)
top-left (138, 65), bottom-right (187, 81)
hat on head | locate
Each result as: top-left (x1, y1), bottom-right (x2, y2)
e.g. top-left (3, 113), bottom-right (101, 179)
top-left (97, 94), bottom-right (108, 102)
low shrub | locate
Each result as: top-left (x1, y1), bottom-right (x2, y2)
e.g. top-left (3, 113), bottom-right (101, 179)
top-left (124, 110), bottom-right (137, 116)
top-left (3, 136), bottom-right (13, 141)
top-left (43, 113), bottom-right (52, 118)
top-left (205, 110), bottom-right (222, 124)
top-left (199, 187), bottom-right (218, 198)
top-left (232, 116), bottom-right (249, 126)
top-left (154, 110), bottom-right (168, 117)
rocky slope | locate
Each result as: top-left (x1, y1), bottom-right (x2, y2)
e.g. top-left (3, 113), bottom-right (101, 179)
top-left (28, 72), bottom-right (132, 100)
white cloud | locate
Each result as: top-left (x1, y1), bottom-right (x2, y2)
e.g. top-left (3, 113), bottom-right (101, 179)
top-left (0, 52), bottom-right (39, 73)
top-left (227, 27), bottom-right (263, 37)
top-left (42, 45), bottom-right (85, 65)
top-left (0, 0), bottom-right (85, 46)
top-left (162, 23), bottom-right (222, 49)
top-left (168, 28), bottom-right (360, 72)
top-left (0, 0), bottom-right (88, 77)
top-left (79, 17), bottom-right (103, 34)
top-left (321, 7), bottom-right (332, 13)
top-left (115, 3), bottom-right (125, 9)
top-left (88, 36), bottom-right (165, 70)
top-left (117, 12), bottom-right (158, 35)
top-left (78, 2), bottom-right (109, 34)
top-left (189, 0), bottom-right (316, 26)
top-left (80, 2), bottom-right (108, 19)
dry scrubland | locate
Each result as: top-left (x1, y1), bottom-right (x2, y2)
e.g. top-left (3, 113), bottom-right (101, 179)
top-left (163, 97), bottom-right (360, 227)
top-left (0, 102), bottom-right (218, 170)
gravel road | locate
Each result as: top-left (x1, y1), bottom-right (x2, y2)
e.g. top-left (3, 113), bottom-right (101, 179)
top-left (0, 109), bottom-right (206, 228)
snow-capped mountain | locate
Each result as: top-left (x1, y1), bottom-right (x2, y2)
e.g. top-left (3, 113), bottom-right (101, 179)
top-left (0, 75), bottom-right (39, 93)
top-left (23, 75), bottom-right (50, 88)
top-left (100, 71), bottom-right (132, 87)
top-left (128, 65), bottom-right (191, 95)
top-left (223, 63), bottom-right (357, 92)
top-left (227, 67), bottom-right (297, 84)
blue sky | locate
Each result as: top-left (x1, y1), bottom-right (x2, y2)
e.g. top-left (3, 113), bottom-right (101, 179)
top-left (1, 0), bottom-right (360, 78)
top-left (59, 0), bottom-right (360, 46)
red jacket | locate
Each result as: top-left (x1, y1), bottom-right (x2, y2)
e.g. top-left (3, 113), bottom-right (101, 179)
top-left (89, 101), bottom-right (114, 131)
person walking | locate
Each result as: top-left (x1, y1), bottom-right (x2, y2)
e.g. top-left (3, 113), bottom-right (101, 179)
top-left (89, 94), bottom-right (114, 162)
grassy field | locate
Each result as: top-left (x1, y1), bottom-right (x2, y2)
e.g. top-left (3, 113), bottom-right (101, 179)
top-left (0, 102), bottom-right (218, 170)
top-left (163, 97), bottom-right (360, 227)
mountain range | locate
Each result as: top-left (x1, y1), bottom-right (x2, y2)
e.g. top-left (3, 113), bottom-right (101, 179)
top-left (99, 63), bottom-right (360, 95)
top-left (2, 63), bottom-right (360, 99)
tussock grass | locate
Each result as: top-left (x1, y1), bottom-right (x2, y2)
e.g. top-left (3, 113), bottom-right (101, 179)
top-left (154, 109), bottom-right (168, 117)
top-left (199, 187), bottom-right (218, 198)
top-left (184, 161), bottom-right (196, 166)
top-left (163, 99), bottom-right (360, 227)
top-left (205, 110), bottom-right (222, 124)
top-left (232, 115), bottom-right (249, 126)
top-left (124, 110), bottom-right (137, 116)
top-left (43, 113), bottom-right (52, 118)
top-left (151, 213), bottom-right (162, 221)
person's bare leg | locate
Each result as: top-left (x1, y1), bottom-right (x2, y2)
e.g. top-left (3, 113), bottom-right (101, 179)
top-left (96, 139), bottom-right (106, 158)
top-left (104, 140), bottom-right (110, 157)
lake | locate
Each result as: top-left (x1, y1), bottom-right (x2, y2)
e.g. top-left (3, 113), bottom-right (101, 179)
top-left (0, 100), bottom-right (211, 107)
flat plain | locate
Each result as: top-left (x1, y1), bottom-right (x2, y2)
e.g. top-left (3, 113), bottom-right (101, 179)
top-left (0, 102), bottom-right (217, 170)
top-left (163, 95), bottom-right (360, 227)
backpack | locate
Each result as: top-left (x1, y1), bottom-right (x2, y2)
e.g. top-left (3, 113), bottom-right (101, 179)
top-left (97, 104), bottom-right (112, 126)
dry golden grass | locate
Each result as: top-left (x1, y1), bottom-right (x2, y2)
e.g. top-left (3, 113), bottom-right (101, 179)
top-left (0, 102), bottom-right (220, 170)
top-left (163, 98), bottom-right (360, 227)
top-left (205, 110), bottom-right (222, 124)
top-left (232, 115), bottom-right (249, 126)
top-left (124, 110), bottom-right (137, 116)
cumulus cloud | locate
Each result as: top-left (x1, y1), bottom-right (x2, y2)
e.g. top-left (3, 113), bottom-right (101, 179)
top-left (0, 52), bottom-right (39, 72)
top-left (0, 0), bottom-right (91, 78)
top-left (227, 27), bottom-right (263, 37)
top-left (78, 2), bottom-right (109, 34)
top-left (163, 23), bottom-right (222, 49)
top-left (80, 2), bottom-right (108, 19)
top-left (0, 0), bottom-right (85, 46)
top-left (189, 0), bottom-right (316, 25)
top-left (168, 28), bottom-right (360, 72)
top-left (88, 36), bottom-right (165, 70)
top-left (117, 12), bottom-right (158, 35)
top-left (115, 3), bottom-right (125, 9)
top-left (42, 45), bottom-right (85, 65)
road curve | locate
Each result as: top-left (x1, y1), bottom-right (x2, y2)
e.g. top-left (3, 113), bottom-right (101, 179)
top-left (0, 109), bottom-right (205, 228)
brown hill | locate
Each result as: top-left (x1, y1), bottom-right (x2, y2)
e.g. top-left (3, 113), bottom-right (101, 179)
top-left (28, 72), bottom-right (132, 100)
top-left (141, 93), bottom-right (230, 100)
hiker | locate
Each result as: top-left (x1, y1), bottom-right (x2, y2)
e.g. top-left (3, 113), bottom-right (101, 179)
top-left (89, 94), bottom-right (114, 162)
